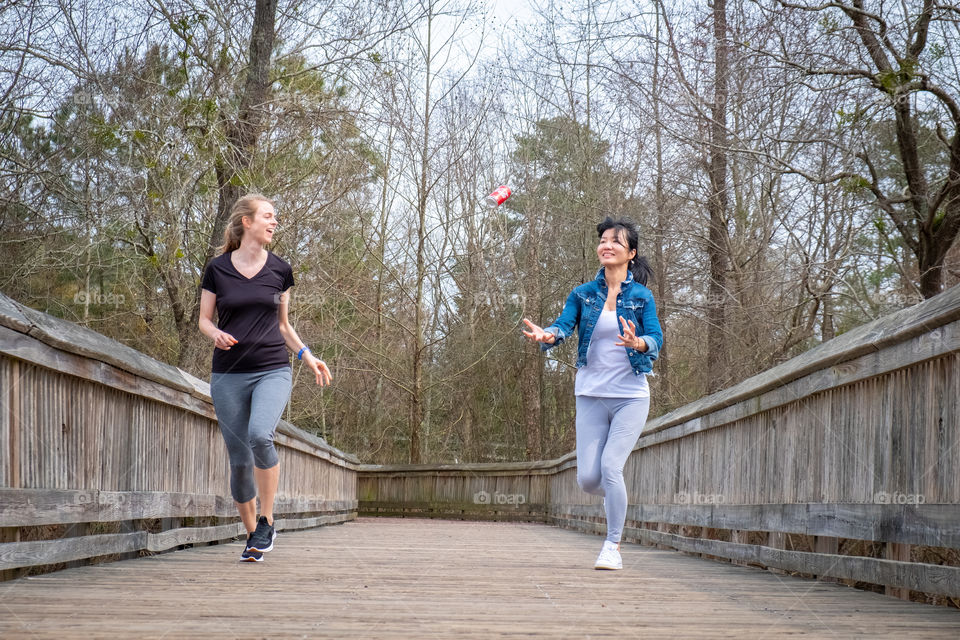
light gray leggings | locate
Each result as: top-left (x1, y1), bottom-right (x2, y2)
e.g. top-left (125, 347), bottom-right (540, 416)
top-left (575, 395), bottom-right (651, 544)
top-left (210, 367), bottom-right (292, 503)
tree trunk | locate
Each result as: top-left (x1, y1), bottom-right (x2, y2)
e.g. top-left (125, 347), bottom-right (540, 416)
top-left (918, 253), bottom-right (943, 300)
top-left (409, 183), bottom-right (426, 464)
top-left (203, 0), bottom-right (278, 267)
top-left (520, 341), bottom-right (542, 460)
top-left (183, 0), bottom-right (277, 372)
top-left (840, 0), bottom-right (958, 299)
top-left (409, 3), bottom-right (434, 464)
top-left (821, 295), bottom-right (835, 342)
top-left (373, 129), bottom-right (393, 442)
top-left (706, 0), bottom-right (730, 392)
top-left (652, 1), bottom-right (669, 396)
top-left (520, 215), bottom-right (543, 460)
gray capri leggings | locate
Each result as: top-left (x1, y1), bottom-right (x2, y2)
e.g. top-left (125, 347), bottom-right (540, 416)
top-left (575, 395), bottom-right (651, 544)
top-left (210, 367), bottom-right (292, 503)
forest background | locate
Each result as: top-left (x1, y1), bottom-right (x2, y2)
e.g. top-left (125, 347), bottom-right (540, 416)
top-left (2, 0), bottom-right (959, 463)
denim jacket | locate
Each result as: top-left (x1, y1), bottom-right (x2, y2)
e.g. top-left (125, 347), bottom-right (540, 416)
top-left (542, 268), bottom-right (663, 375)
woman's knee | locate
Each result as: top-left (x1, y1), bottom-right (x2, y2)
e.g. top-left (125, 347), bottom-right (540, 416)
top-left (600, 462), bottom-right (625, 486)
top-left (249, 433), bottom-right (278, 468)
top-left (229, 462), bottom-right (256, 503)
top-left (577, 471), bottom-right (604, 495)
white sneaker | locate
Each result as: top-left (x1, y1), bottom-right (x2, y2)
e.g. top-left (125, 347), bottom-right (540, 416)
top-left (594, 540), bottom-right (622, 570)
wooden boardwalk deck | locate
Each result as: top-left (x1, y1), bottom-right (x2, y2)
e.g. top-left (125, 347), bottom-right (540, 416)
top-left (2, 518), bottom-right (959, 638)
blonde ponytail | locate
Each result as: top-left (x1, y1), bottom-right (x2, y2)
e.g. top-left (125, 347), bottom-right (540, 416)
top-left (218, 193), bottom-right (273, 255)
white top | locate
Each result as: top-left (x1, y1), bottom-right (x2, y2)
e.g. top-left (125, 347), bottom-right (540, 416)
top-left (575, 309), bottom-right (650, 398)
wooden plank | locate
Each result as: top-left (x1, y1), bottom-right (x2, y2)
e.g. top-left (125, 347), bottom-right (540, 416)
top-left (146, 523), bottom-right (245, 552)
top-left (274, 513), bottom-right (355, 530)
top-left (275, 422), bottom-right (360, 466)
top-left (617, 526), bottom-right (960, 598)
top-left (360, 509), bottom-right (548, 523)
top-left (274, 431), bottom-right (360, 467)
top-left (0, 513), bottom-right (360, 568)
top-left (0, 293), bottom-right (33, 333)
top-left (549, 503), bottom-right (960, 548)
top-left (99, 491), bottom-right (221, 521)
top-left (271, 497), bottom-right (357, 515)
top-left (0, 532), bottom-right (146, 570)
top-left (0, 488), bottom-right (100, 525)
top-left (0, 488), bottom-right (357, 528)
top-left (360, 500), bottom-right (547, 515)
top-left (362, 504), bottom-right (545, 516)
top-left (358, 461), bottom-right (564, 475)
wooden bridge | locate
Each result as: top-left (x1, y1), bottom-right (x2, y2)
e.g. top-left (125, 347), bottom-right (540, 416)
top-left (1, 286), bottom-right (960, 637)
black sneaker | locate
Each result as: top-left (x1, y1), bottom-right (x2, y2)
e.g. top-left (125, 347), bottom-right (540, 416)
top-left (240, 544), bottom-right (263, 562)
top-left (246, 516), bottom-right (276, 553)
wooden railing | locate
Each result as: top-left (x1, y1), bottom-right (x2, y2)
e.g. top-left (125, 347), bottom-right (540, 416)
top-left (0, 292), bottom-right (358, 579)
top-left (359, 460), bottom-right (555, 521)
top-left (359, 285), bottom-right (960, 601)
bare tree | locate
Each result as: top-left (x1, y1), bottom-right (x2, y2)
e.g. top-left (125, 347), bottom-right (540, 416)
top-left (760, 0), bottom-right (960, 298)
top-left (705, 0), bottom-right (732, 390)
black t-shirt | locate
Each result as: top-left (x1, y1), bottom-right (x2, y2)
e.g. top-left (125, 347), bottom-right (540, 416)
top-left (200, 251), bottom-right (295, 373)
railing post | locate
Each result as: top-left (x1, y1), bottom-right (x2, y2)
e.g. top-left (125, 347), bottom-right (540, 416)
top-left (9, 359), bottom-right (20, 489)
top-left (814, 536), bottom-right (839, 583)
top-left (768, 531), bottom-right (787, 575)
top-left (885, 542), bottom-right (912, 600)
top-left (731, 529), bottom-right (748, 567)
top-left (0, 527), bottom-right (18, 581)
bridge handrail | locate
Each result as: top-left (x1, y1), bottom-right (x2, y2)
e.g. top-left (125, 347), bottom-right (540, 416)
top-left (0, 291), bottom-right (357, 577)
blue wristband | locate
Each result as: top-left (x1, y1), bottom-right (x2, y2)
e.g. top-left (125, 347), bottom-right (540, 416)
top-left (297, 346), bottom-right (310, 360)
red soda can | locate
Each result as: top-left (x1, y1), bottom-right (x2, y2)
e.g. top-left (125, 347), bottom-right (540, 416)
top-left (484, 185), bottom-right (512, 207)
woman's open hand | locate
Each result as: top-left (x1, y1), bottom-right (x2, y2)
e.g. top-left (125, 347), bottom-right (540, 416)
top-left (304, 353), bottom-right (333, 386)
top-left (616, 316), bottom-right (647, 352)
top-left (522, 318), bottom-right (556, 344)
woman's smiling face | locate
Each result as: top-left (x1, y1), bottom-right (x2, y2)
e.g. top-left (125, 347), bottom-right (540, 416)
top-left (244, 200), bottom-right (278, 246)
top-left (597, 227), bottom-right (636, 268)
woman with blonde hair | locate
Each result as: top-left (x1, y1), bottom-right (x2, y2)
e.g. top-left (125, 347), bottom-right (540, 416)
top-left (199, 194), bottom-right (332, 562)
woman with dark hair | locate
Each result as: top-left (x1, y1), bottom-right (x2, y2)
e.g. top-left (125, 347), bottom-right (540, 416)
top-left (199, 194), bottom-right (332, 562)
top-left (522, 217), bottom-right (663, 570)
